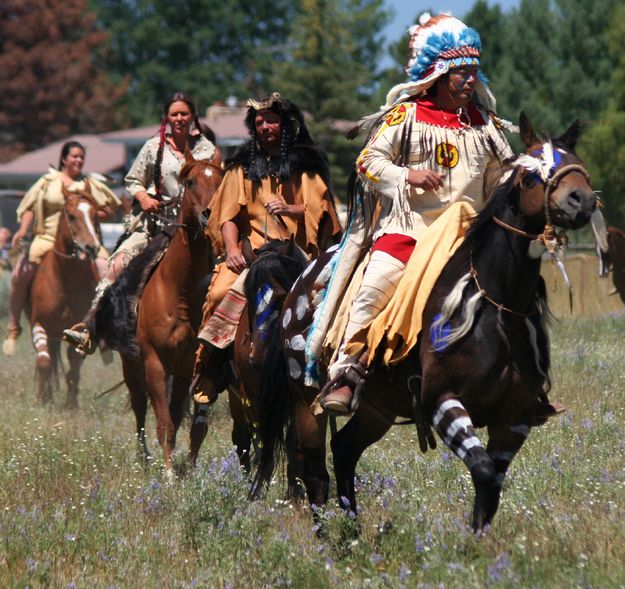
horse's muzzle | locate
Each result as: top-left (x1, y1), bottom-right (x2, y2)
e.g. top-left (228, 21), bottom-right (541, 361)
top-left (552, 189), bottom-right (597, 229)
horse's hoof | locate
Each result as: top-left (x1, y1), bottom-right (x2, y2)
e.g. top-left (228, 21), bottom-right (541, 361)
top-left (2, 338), bottom-right (16, 357)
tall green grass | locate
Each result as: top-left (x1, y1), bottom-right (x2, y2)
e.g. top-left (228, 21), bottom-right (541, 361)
top-left (0, 314), bottom-right (623, 588)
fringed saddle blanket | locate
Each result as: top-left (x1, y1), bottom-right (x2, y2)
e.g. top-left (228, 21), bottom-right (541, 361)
top-left (197, 271), bottom-right (247, 349)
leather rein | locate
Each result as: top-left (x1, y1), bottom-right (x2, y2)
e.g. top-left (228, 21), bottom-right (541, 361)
top-left (473, 161), bottom-right (591, 317)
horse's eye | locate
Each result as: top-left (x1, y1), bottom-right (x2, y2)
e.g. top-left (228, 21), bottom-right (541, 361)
top-left (187, 179), bottom-right (195, 188)
top-left (68, 214), bottom-right (77, 221)
top-left (522, 174), bottom-right (539, 189)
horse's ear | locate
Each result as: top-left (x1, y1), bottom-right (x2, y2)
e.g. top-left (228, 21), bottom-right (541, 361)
top-left (559, 119), bottom-right (581, 150)
top-left (519, 111), bottom-right (539, 148)
top-left (241, 235), bottom-right (256, 266)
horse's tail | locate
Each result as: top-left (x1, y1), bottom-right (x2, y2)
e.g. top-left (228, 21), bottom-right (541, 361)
top-left (251, 321), bottom-right (291, 498)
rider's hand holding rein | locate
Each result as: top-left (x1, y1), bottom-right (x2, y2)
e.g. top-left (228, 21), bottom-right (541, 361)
top-left (265, 198), bottom-right (305, 222)
top-left (135, 191), bottom-right (161, 214)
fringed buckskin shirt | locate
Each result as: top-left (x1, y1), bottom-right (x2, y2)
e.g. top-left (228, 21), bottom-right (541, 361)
top-left (356, 97), bottom-right (513, 241)
top-left (206, 165), bottom-right (340, 258)
top-left (125, 134), bottom-right (216, 221)
top-left (17, 171), bottom-right (121, 263)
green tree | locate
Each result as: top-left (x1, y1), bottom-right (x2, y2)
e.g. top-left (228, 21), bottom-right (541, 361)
top-left (0, 0), bottom-right (126, 160)
top-left (271, 0), bottom-right (391, 198)
top-left (463, 1), bottom-right (506, 88)
top-left (93, 0), bottom-right (297, 124)
top-left (580, 2), bottom-right (625, 226)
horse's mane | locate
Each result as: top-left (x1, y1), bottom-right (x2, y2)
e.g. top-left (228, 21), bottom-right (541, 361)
top-left (178, 159), bottom-right (222, 184)
top-left (463, 168), bottom-right (520, 254)
top-left (464, 136), bottom-right (578, 255)
top-left (244, 240), bottom-right (308, 317)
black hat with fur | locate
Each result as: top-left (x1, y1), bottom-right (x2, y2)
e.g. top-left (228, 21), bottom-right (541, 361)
top-left (227, 93), bottom-right (330, 185)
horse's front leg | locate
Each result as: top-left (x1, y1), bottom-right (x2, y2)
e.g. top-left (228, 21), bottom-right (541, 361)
top-left (483, 420), bottom-right (531, 528)
top-left (330, 399), bottom-right (394, 515)
top-left (32, 323), bottom-right (52, 403)
top-left (122, 355), bottom-right (151, 463)
top-left (430, 394), bottom-right (496, 532)
top-left (228, 386), bottom-right (253, 472)
top-left (293, 396), bottom-right (330, 510)
top-left (170, 375), bottom-right (191, 447)
top-left (143, 349), bottom-right (176, 475)
top-left (64, 344), bottom-right (82, 410)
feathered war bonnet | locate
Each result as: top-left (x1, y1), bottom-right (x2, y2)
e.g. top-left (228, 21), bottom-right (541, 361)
top-left (348, 13), bottom-right (498, 138)
top-left (233, 92), bottom-right (329, 183)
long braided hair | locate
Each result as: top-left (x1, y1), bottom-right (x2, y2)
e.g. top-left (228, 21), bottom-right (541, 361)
top-left (153, 92), bottom-right (204, 196)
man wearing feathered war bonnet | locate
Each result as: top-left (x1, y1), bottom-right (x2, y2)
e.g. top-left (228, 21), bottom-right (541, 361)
top-left (314, 13), bottom-right (564, 416)
top-left (191, 93), bottom-right (341, 404)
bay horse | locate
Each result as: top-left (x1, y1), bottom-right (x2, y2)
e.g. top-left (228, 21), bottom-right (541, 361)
top-left (607, 226), bottom-right (625, 303)
top-left (29, 183), bottom-right (101, 407)
top-left (117, 157), bottom-right (223, 473)
top-left (253, 113), bottom-right (597, 532)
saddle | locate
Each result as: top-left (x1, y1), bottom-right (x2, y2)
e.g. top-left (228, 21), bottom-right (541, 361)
top-left (91, 232), bottom-right (172, 358)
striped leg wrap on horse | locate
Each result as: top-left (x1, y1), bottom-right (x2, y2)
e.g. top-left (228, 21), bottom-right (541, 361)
top-left (32, 324), bottom-right (50, 360)
top-left (492, 424), bottom-right (530, 487)
top-left (433, 398), bottom-right (483, 463)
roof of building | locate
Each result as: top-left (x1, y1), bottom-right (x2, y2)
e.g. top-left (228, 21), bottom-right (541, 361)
top-left (0, 104), bottom-right (250, 187)
top-left (0, 134), bottom-right (126, 185)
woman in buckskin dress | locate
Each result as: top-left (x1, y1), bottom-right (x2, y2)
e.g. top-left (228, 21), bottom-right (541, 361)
top-left (64, 92), bottom-right (220, 354)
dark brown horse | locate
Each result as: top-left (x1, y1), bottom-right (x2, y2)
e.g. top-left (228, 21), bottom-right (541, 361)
top-left (234, 237), bottom-right (309, 474)
top-left (607, 226), bottom-right (625, 303)
top-left (253, 114), bottom-right (598, 532)
top-left (29, 183), bottom-right (101, 407)
top-left (187, 237), bottom-right (310, 474)
top-left (118, 158), bottom-right (223, 474)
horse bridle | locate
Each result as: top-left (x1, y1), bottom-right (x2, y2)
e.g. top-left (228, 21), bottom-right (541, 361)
top-left (56, 197), bottom-right (98, 260)
top-left (494, 158), bottom-right (591, 248)
top-left (476, 156), bottom-right (592, 316)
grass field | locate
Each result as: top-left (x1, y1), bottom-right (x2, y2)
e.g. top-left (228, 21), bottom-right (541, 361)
top-left (0, 311), bottom-right (624, 588)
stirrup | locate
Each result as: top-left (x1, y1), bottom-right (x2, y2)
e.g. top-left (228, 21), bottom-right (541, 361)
top-left (62, 324), bottom-right (95, 357)
top-left (320, 363), bottom-right (367, 415)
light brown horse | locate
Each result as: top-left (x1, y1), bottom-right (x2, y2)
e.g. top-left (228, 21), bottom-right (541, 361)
top-left (119, 158), bottom-right (223, 473)
top-left (253, 114), bottom-right (598, 532)
top-left (29, 183), bottom-right (101, 407)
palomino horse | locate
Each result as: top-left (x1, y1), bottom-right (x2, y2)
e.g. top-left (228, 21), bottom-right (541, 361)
top-left (119, 158), bottom-right (222, 472)
top-left (253, 113), bottom-right (597, 531)
top-left (607, 226), bottom-right (625, 304)
top-left (29, 184), bottom-right (101, 407)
